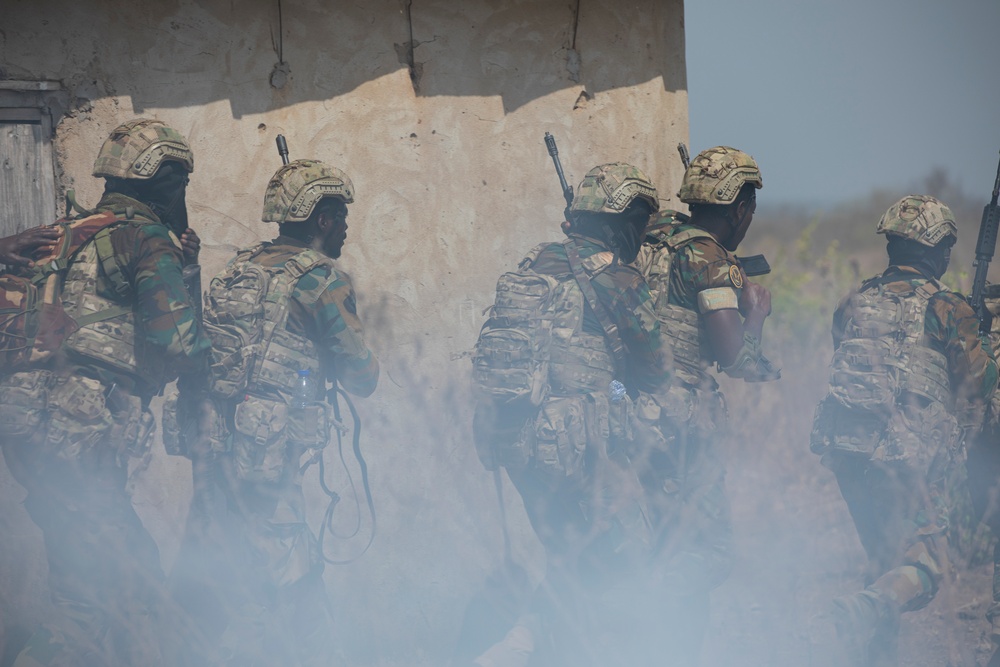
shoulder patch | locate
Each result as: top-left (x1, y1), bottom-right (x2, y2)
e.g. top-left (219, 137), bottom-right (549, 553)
top-left (581, 250), bottom-right (615, 275)
top-left (729, 264), bottom-right (744, 289)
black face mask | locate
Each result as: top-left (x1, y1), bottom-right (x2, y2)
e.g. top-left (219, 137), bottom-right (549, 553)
top-left (887, 237), bottom-right (952, 280)
top-left (606, 217), bottom-right (645, 263)
top-left (137, 161), bottom-right (190, 234)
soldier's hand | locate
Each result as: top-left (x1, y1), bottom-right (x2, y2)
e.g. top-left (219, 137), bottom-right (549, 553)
top-left (739, 281), bottom-right (772, 320)
top-left (180, 228), bottom-right (201, 265)
top-left (0, 226), bottom-right (61, 269)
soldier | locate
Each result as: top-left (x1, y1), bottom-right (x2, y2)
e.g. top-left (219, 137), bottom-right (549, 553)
top-left (471, 163), bottom-right (670, 666)
top-left (810, 195), bottom-right (998, 665)
top-left (168, 159), bottom-right (379, 666)
top-left (632, 145), bottom-right (778, 665)
top-left (0, 118), bottom-right (210, 666)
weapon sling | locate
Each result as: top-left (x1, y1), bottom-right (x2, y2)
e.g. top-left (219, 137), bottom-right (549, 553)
top-left (565, 239), bottom-right (628, 372)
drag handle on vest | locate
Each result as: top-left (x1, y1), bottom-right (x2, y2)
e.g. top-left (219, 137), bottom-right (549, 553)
top-left (971, 150), bottom-right (1000, 334)
top-left (544, 132), bottom-right (574, 223)
top-left (276, 134), bottom-right (290, 165)
top-left (736, 254), bottom-right (771, 277)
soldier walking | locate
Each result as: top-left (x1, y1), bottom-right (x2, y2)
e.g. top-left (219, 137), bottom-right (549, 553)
top-left (810, 195), bottom-right (998, 665)
top-left (632, 145), bottom-right (778, 665)
top-left (0, 118), bottom-right (210, 666)
top-left (168, 159), bottom-right (379, 666)
top-left (471, 163), bottom-right (671, 666)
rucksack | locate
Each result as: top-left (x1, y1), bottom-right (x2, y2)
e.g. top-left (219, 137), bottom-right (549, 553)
top-left (203, 243), bottom-right (329, 400)
top-left (472, 243), bottom-right (562, 408)
top-left (0, 209), bottom-right (123, 372)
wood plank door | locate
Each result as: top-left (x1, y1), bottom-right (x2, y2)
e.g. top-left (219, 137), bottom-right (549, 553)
top-left (0, 107), bottom-right (56, 239)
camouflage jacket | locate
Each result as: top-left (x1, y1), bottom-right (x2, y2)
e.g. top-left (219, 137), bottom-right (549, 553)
top-left (63, 192), bottom-right (210, 396)
top-left (832, 266), bottom-right (998, 430)
top-left (637, 213), bottom-right (745, 388)
top-left (247, 236), bottom-right (379, 397)
top-left (530, 234), bottom-right (668, 395)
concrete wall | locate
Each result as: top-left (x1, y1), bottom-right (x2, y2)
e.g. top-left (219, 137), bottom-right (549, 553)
top-left (0, 0), bottom-right (687, 662)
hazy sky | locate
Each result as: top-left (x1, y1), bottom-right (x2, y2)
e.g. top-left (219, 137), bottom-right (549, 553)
top-left (684, 0), bottom-right (1000, 206)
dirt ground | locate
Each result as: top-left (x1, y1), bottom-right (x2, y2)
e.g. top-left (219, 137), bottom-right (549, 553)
top-left (700, 370), bottom-right (996, 667)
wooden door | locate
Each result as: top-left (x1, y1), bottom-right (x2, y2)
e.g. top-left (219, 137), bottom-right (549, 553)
top-left (0, 107), bottom-right (56, 239)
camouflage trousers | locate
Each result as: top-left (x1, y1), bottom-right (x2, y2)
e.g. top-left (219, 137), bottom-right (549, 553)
top-left (826, 448), bottom-right (954, 665)
top-left (0, 369), bottom-right (167, 667)
top-left (168, 451), bottom-right (335, 667)
top-left (503, 387), bottom-right (733, 667)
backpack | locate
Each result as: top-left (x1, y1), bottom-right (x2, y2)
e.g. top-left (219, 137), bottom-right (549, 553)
top-left (472, 243), bottom-right (562, 408)
top-left (201, 244), bottom-right (331, 481)
top-left (0, 210), bottom-right (123, 372)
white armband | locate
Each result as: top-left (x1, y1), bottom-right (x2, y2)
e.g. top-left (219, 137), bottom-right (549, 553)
top-left (697, 287), bottom-right (739, 313)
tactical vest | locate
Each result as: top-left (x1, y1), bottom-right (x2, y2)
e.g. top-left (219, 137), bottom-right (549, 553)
top-left (60, 216), bottom-right (168, 390)
top-left (542, 242), bottom-right (618, 396)
top-left (639, 220), bottom-right (716, 387)
top-left (818, 276), bottom-right (957, 463)
top-left (205, 244), bottom-right (328, 400)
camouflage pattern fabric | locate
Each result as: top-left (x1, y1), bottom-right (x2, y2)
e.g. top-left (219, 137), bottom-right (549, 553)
top-left (170, 236), bottom-right (378, 667)
top-left (261, 160), bottom-right (354, 224)
top-left (243, 236), bottom-right (378, 396)
top-left (876, 195), bottom-right (957, 248)
top-left (677, 146), bottom-right (762, 206)
top-left (818, 266), bottom-right (998, 661)
top-left (485, 233), bottom-right (669, 666)
top-left (527, 235), bottom-right (666, 395)
top-left (568, 163), bottom-right (658, 216)
top-left (92, 118), bottom-right (194, 180)
top-left (627, 216), bottom-right (739, 665)
top-left (0, 192), bottom-right (209, 667)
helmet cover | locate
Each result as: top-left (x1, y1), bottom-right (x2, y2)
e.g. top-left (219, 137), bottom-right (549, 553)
top-left (877, 195), bottom-right (957, 247)
top-left (261, 159), bottom-right (355, 223)
top-left (678, 146), bottom-right (762, 205)
top-left (92, 118), bottom-right (194, 179)
top-left (569, 162), bottom-right (659, 216)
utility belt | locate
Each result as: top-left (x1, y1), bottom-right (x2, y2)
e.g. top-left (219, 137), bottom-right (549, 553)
top-left (163, 389), bottom-right (333, 483)
top-left (0, 367), bottom-right (155, 465)
top-left (481, 386), bottom-right (633, 482)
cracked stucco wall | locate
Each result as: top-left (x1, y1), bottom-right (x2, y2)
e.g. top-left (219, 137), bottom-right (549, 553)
top-left (0, 0), bottom-right (687, 662)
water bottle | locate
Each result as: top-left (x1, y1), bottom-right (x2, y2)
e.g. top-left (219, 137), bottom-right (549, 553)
top-left (293, 369), bottom-right (315, 409)
top-left (608, 379), bottom-right (627, 403)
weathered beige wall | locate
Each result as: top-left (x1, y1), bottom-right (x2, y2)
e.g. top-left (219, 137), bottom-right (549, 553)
top-left (0, 0), bottom-right (686, 661)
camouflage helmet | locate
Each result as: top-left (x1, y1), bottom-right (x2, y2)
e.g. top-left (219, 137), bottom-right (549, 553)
top-left (262, 159), bottom-right (355, 224)
top-left (876, 195), bottom-right (957, 247)
top-left (569, 162), bottom-right (659, 216)
top-left (678, 146), bottom-right (762, 205)
top-left (92, 118), bottom-right (194, 179)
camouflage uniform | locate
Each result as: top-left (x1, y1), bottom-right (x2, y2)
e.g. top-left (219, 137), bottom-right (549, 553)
top-left (473, 164), bottom-right (670, 667)
top-left (625, 146), bottom-right (771, 665)
top-left (169, 160), bottom-right (378, 667)
top-left (0, 120), bottom-right (209, 667)
top-left (812, 196), bottom-right (998, 665)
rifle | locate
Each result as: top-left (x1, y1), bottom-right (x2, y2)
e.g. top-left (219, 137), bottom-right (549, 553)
top-left (544, 132), bottom-right (574, 223)
top-left (677, 142), bottom-right (770, 277)
top-left (971, 151), bottom-right (1000, 334)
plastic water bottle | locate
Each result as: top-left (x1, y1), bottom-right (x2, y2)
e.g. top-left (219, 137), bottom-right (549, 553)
top-left (294, 369), bottom-right (315, 409)
top-left (608, 379), bottom-right (627, 403)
